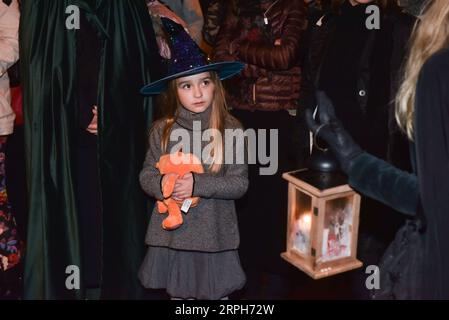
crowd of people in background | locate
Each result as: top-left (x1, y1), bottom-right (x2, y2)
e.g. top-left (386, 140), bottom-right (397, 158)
top-left (1, 0), bottom-right (443, 300)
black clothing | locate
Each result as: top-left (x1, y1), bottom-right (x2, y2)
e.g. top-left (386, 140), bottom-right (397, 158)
top-left (300, 2), bottom-right (414, 160)
top-left (75, 12), bottom-right (102, 288)
top-left (414, 48), bottom-right (449, 298)
top-left (299, 2), bottom-right (415, 298)
top-left (304, 2), bottom-right (387, 157)
top-left (76, 12), bottom-right (102, 147)
top-left (232, 109), bottom-right (298, 274)
top-left (347, 48), bottom-right (449, 298)
top-left (388, 12), bottom-right (416, 172)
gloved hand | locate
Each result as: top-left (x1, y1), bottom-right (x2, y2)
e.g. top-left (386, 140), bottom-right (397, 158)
top-left (305, 91), bottom-right (363, 173)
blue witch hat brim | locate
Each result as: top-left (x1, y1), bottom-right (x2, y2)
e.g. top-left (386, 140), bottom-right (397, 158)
top-left (140, 61), bottom-right (245, 95)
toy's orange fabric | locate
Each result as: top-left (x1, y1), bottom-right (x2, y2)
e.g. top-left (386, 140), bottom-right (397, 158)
top-left (156, 152), bottom-right (204, 230)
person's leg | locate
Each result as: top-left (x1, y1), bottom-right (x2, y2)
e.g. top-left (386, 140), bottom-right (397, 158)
top-left (0, 265), bottom-right (22, 300)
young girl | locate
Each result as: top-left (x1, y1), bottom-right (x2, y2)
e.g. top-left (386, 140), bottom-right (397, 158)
top-left (138, 17), bottom-right (247, 300)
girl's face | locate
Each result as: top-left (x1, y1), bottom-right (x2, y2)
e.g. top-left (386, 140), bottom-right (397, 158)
top-left (176, 72), bottom-right (215, 113)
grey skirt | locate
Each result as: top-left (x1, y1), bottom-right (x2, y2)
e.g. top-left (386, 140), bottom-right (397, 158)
top-left (138, 246), bottom-right (246, 300)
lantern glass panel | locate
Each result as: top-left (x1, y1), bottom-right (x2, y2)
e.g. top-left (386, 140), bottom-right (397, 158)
top-left (292, 191), bottom-right (312, 255)
top-left (320, 196), bottom-right (354, 263)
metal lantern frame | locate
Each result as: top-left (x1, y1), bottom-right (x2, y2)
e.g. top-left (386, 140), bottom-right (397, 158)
top-left (281, 169), bottom-right (363, 279)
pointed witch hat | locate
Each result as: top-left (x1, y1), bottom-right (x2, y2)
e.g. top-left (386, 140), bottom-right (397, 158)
top-left (140, 17), bottom-right (244, 95)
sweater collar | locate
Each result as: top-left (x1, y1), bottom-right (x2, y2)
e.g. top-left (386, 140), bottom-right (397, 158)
top-left (175, 105), bottom-right (212, 131)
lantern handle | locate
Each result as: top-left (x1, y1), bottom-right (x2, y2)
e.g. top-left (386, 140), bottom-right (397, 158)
top-left (313, 123), bottom-right (329, 152)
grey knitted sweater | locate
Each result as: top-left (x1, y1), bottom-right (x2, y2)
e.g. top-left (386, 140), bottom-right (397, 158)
top-left (140, 106), bottom-right (249, 252)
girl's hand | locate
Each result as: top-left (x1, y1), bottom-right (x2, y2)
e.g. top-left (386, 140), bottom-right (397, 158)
top-left (86, 106), bottom-right (98, 135)
top-left (172, 172), bottom-right (193, 201)
top-left (156, 36), bottom-right (171, 59)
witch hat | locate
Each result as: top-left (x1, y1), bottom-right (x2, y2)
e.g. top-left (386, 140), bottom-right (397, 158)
top-left (140, 17), bottom-right (244, 95)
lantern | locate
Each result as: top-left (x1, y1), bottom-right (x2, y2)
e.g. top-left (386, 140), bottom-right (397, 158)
top-left (281, 169), bottom-right (362, 279)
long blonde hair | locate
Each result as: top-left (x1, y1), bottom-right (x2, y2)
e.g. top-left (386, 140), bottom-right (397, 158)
top-left (157, 71), bottom-right (230, 173)
top-left (396, 0), bottom-right (449, 140)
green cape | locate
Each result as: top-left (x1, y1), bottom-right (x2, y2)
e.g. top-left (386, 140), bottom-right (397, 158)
top-left (20, 0), bottom-right (159, 299)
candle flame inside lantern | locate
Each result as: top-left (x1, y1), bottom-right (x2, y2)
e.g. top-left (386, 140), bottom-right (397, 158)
top-left (294, 211), bottom-right (313, 254)
top-left (298, 212), bottom-right (312, 233)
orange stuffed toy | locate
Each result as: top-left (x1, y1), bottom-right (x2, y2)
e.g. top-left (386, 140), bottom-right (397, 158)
top-left (156, 151), bottom-right (204, 230)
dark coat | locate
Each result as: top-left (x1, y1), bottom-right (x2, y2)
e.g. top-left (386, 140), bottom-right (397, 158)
top-left (214, 0), bottom-right (307, 111)
top-left (347, 48), bottom-right (449, 299)
top-left (387, 12), bottom-right (416, 171)
top-left (20, 0), bottom-right (160, 299)
top-left (299, 4), bottom-right (415, 160)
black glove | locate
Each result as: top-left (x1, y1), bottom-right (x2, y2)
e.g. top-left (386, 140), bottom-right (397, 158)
top-left (305, 91), bottom-right (363, 173)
